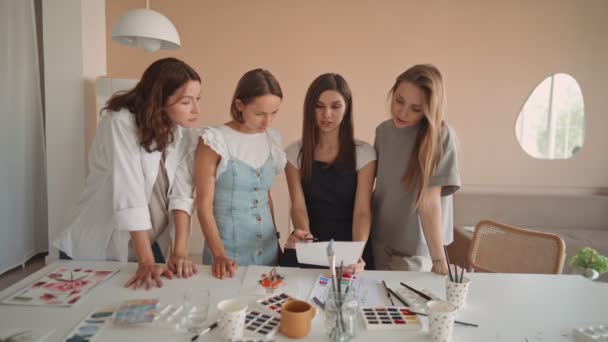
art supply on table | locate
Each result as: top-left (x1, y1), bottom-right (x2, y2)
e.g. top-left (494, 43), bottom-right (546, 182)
top-left (360, 307), bottom-right (422, 331)
top-left (217, 298), bottom-right (248, 341)
top-left (63, 306), bottom-right (115, 342)
top-left (408, 311), bottom-right (478, 327)
top-left (313, 297), bottom-right (326, 310)
top-left (295, 240), bottom-right (365, 266)
top-left (258, 267), bottom-right (284, 293)
top-left (1, 267), bottom-right (118, 307)
top-left (243, 310), bottom-right (280, 338)
top-left (114, 299), bottom-right (159, 325)
top-left (427, 300), bottom-right (457, 342)
top-left (279, 299), bottom-right (316, 338)
top-left (324, 239), bottom-right (359, 341)
top-left (400, 282), bottom-right (432, 301)
top-left (387, 287), bottom-right (409, 307)
top-left (255, 292), bottom-right (292, 314)
top-left (240, 265), bottom-right (299, 297)
top-left (190, 322), bottom-right (217, 341)
top-left (396, 286), bottom-right (440, 314)
top-left (307, 273), bottom-right (353, 302)
top-left (573, 323), bottom-right (608, 342)
top-left (443, 245), bottom-right (454, 282)
top-left (445, 277), bottom-right (471, 312)
top-left (382, 280), bottom-right (395, 306)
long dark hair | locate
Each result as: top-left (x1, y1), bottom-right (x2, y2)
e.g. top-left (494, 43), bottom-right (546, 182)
top-left (300, 73), bottom-right (355, 182)
top-left (230, 69), bottom-right (283, 122)
top-left (103, 57), bottom-right (201, 152)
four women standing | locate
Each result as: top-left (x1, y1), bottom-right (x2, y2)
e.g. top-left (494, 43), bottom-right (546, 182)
top-left (55, 59), bottom-right (460, 287)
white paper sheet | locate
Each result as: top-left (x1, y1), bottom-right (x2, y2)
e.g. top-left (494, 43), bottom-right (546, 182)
top-left (295, 241), bottom-right (365, 267)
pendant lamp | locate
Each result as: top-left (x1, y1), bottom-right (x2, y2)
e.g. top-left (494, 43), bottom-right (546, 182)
top-left (111, 0), bottom-right (180, 52)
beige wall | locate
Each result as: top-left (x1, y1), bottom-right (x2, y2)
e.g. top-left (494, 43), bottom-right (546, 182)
top-left (105, 0), bottom-right (608, 254)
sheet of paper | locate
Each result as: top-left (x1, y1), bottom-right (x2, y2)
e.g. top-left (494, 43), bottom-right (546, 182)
top-left (295, 241), bottom-right (365, 267)
top-left (1, 266), bottom-right (118, 307)
top-left (306, 273), bottom-right (384, 307)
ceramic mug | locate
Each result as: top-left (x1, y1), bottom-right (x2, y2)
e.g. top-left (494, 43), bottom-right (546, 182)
top-left (279, 299), bottom-right (316, 338)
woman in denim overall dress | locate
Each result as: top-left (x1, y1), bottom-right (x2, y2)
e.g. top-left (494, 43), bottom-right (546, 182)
top-left (195, 69), bottom-right (286, 279)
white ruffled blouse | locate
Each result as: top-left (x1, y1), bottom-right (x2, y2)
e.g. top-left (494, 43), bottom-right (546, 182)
top-left (196, 125), bottom-right (287, 179)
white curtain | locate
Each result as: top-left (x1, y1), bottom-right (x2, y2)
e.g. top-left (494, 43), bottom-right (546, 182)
top-left (0, 0), bottom-right (48, 274)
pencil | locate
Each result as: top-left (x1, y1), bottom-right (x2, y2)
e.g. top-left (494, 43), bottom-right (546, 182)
top-left (400, 282), bottom-right (432, 301)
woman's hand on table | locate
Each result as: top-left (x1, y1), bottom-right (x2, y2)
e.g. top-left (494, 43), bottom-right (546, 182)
top-left (431, 259), bottom-right (449, 276)
top-left (344, 258), bottom-right (366, 274)
top-left (212, 255), bottom-right (237, 279)
top-left (284, 229), bottom-right (314, 249)
top-left (167, 254), bottom-right (198, 278)
top-left (124, 263), bottom-right (174, 290)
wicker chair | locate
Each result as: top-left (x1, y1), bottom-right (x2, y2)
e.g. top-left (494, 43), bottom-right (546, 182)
top-left (467, 220), bottom-right (566, 274)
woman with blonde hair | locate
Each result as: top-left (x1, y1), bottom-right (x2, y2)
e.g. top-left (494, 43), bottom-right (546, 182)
top-left (371, 64), bottom-right (461, 275)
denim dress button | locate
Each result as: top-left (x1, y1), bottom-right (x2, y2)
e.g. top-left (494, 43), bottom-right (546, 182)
top-left (256, 216), bottom-right (261, 222)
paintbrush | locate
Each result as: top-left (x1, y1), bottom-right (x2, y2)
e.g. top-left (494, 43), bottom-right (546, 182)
top-left (443, 245), bottom-right (454, 282)
top-left (408, 311), bottom-right (478, 327)
top-left (400, 282), bottom-right (432, 301)
top-left (382, 280), bottom-right (395, 306)
top-left (387, 287), bottom-right (410, 307)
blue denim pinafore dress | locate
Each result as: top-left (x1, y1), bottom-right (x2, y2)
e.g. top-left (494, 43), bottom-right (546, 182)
top-left (202, 132), bottom-right (279, 266)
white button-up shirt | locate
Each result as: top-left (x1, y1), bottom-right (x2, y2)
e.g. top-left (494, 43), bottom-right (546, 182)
top-left (54, 109), bottom-right (195, 261)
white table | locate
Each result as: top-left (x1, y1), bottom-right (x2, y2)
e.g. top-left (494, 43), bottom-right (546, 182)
top-left (0, 261), bottom-right (606, 341)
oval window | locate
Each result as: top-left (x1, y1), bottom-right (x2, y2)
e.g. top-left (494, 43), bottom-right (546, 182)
top-left (515, 73), bottom-right (585, 159)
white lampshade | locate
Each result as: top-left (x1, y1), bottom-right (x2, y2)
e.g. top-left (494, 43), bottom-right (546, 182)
top-left (111, 8), bottom-right (180, 52)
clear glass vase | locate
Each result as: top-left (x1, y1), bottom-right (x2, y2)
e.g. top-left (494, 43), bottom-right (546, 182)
top-left (325, 286), bottom-right (358, 342)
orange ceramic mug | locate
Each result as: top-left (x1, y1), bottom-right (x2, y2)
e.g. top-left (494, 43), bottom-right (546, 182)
top-left (279, 299), bottom-right (317, 338)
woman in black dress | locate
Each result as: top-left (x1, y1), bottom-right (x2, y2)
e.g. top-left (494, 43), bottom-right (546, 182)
top-left (282, 73), bottom-right (376, 272)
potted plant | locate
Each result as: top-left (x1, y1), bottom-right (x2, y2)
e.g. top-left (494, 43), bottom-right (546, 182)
top-left (568, 247), bottom-right (608, 280)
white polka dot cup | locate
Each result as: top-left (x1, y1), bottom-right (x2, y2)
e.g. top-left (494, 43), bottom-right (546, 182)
top-left (427, 300), bottom-right (457, 342)
top-left (217, 299), bottom-right (247, 341)
top-left (445, 276), bottom-right (471, 312)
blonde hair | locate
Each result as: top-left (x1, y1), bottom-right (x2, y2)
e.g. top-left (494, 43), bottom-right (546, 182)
top-left (389, 64), bottom-right (446, 209)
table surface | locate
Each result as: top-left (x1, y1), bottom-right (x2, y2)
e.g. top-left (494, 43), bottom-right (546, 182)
top-left (0, 261), bottom-right (606, 342)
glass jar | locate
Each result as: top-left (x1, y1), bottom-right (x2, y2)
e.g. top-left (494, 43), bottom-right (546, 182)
top-left (325, 286), bottom-right (358, 342)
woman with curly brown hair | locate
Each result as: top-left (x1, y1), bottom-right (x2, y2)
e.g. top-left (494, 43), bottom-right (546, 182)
top-left (55, 58), bottom-right (201, 290)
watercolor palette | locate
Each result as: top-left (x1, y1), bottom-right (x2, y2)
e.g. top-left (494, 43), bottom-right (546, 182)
top-left (573, 324), bottom-right (608, 342)
top-left (360, 307), bottom-right (422, 331)
top-left (114, 299), bottom-right (159, 325)
top-left (64, 307), bottom-right (115, 342)
top-left (244, 310), bottom-right (280, 337)
top-left (256, 292), bottom-right (292, 314)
